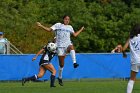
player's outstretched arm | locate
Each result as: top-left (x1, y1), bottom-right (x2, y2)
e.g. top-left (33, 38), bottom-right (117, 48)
top-left (122, 38), bottom-right (129, 58)
top-left (73, 26), bottom-right (84, 37)
top-left (36, 22), bottom-right (52, 32)
top-left (32, 49), bottom-right (44, 61)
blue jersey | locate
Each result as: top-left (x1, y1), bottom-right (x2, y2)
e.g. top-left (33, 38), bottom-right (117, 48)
top-left (39, 45), bottom-right (56, 66)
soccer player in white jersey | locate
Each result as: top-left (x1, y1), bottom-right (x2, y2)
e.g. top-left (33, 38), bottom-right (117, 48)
top-left (122, 24), bottom-right (140, 93)
top-left (36, 15), bottom-right (84, 86)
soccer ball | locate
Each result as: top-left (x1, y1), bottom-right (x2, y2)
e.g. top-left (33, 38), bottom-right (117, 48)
top-left (47, 42), bottom-right (57, 52)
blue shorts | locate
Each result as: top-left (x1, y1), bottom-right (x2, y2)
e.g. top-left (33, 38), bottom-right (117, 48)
top-left (39, 60), bottom-right (51, 66)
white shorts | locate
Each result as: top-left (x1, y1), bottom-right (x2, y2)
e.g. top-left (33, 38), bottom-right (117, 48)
top-left (131, 64), bottom-right (140, 72)
top-left (57, 47), bottom-right (67, 56)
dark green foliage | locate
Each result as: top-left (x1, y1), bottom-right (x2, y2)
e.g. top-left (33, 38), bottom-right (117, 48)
top-left (0, 0), bottom-right (140, 53)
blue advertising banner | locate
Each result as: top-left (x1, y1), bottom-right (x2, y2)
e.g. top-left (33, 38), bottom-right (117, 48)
top-left (0, 53), bottom-right (136, 80)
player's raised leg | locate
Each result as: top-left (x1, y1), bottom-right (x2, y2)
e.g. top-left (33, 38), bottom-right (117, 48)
top-left (68, 45), bottom-right (79, 68)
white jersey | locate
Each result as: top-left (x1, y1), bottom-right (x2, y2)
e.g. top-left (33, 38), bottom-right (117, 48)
top-left (130, 34), bottom-right (140, 64)
top-left (51, 23), bottom-right (74, 47)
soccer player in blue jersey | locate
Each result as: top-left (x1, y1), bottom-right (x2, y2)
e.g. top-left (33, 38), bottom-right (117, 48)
top-left (22, 42), bottom-right (57, 87)
top-left (122, 24), bottom-right (140, 93)
top-left (36, 15), bottom-right (84, 86)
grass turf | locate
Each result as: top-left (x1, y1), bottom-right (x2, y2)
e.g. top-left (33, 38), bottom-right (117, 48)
top-left (0, 80), bottom-right (140, 93)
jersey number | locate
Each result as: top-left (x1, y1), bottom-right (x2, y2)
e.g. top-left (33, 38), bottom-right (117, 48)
top-left (44, 54), bottom-right (49, 60)
top-left (132, 41), bottom-right (140, 51)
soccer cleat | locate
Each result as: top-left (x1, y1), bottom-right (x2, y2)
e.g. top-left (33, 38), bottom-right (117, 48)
top-left (57, 78), bottom-right (63, 86)
top-left (50, 85), bottom-right (56, 88)
top-left (73, 63), bottom-right (79, 68)
top-left (22, 78), bottom-right (26, 86)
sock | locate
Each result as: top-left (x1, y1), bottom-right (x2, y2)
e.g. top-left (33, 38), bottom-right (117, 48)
top-left (127, 80), bottom-right (134, 93)
top-left (70, 50), bottom-right (76, 64)
top-left (58, 67), bottom-right (63, 79)
top-left (25, 74), bottom-right (38, 81)
top-left (50, 75), bottom-right (55, 87)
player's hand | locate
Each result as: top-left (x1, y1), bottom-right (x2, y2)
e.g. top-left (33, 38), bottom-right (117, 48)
top-left (32, 57), bottom-right (36, 61)
top-left (36, 22), bottom-right (42, 27)
top-left (81, 26), bottom-right (85, 31)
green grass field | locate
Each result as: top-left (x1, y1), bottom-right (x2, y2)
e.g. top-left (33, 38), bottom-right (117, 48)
top-left (0, 80), bottom-right (140, 93)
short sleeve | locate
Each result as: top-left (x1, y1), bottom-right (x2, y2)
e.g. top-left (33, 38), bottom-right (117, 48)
top-left (50, 23), bottom-right (61, 31)
top-left (70, 25), bottom-right (74, 33)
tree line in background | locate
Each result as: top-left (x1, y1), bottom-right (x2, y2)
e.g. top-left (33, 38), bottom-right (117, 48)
top-left (0, 0), bottom-right (140, 53)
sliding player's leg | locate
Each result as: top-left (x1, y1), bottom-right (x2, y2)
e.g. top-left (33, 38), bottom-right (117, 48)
top-left (22, 66), bottom-right (46, 86)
